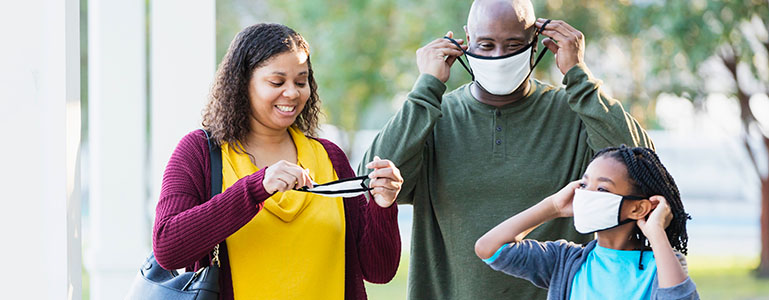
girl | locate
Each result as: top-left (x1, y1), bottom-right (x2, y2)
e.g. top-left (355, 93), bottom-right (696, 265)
top-left (475, 145), bottom-right (698, 299)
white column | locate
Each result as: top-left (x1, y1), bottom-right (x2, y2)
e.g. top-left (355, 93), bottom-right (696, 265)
top-left (149, 0), bottom-right (216, 215)
top-left (0, 0), bottom-right (80, 299)
top-left (87, 0), bottom-right (148, 299)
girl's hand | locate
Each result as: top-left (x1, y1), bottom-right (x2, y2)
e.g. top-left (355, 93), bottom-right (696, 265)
top-left (365, 156), bottom-right (403, 208)
top-left (262, 160), bottom-right (313, 194)
top-left (549, 180), bottom-right (581, 218)
top-left (637, 195), bottom-right (673, 239)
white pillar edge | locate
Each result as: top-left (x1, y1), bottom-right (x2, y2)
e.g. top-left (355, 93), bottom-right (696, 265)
top-left (86, 0), bottom-right (148, 298)
top-left (149, 0), bottom-right (217, 223)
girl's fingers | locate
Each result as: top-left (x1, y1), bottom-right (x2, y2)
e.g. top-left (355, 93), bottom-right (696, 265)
top-left (650, 195), bottom-right (667, 205)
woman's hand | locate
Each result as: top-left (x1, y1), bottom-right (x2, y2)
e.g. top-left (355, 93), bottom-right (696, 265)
top-left (262, 160), bottom-right (313, 194)
top-left (548, 180), bottom-right (581, 218)
top-left (365, 156), bottom-right (403, 208)
top-left (637, 195), bottom-right (672, 239)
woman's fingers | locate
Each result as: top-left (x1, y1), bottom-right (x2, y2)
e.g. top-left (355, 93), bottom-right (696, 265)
top-left (369, 177), bottom-right (402, 191)
top-left (364, 158), bottom-right (403, 208)
top-left (370, 186), bottom-right (397, 208)
top-left (275, 176), bottom-right (292, 191)
top-left (263, 160), bottom-right (314, 193)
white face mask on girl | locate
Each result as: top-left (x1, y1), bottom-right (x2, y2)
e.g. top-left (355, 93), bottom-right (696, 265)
top-left (572, 189), bottom-right (645, 234)
top-left (444, 19), bottom-right (551, 95)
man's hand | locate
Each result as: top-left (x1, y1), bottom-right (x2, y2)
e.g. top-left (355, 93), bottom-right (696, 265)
top-left (535, 18), bottom-right (585, 75)
top-left (416, 31), bottom-right (467, 83)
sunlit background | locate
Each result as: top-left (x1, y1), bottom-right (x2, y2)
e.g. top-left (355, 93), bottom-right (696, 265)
top-left (2, 0), bottom-right (768, 299)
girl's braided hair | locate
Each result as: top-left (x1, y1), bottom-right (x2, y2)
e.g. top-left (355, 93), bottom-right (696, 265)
top-left (594, 145), bottom-right (690, 255)
top-left (202, 23), bottom-right (321, 146)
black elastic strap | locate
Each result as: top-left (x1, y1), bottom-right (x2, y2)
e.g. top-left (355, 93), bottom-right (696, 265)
top-left (443, 36), bottom-right (475, 81)
top-left (536, 19), bottom-right (551, 36)
top-left (524, 19), bottom-right (552, 79)
top-left (299, 188), bottom-right (373, 195)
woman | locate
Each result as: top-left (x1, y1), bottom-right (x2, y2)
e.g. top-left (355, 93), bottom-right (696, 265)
top-left (153, 23), bottom-right (402, 300)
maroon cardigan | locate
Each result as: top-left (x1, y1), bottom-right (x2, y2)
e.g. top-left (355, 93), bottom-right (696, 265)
top-left (152, 130), bottom-right (400, 300)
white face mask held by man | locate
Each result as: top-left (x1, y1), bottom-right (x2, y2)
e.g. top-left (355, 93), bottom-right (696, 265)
top-left (444, 19), bottom-right (551, 95)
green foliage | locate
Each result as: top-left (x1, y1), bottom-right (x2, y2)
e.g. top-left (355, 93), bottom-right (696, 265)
top-left (261, 0), bottom-right (474, 130)
top-left (639, 0), bottom-right (768, 99)
top-left (217, 0), bottom-right (473, 130)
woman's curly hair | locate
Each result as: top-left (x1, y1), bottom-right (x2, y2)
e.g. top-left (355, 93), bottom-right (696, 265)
top-left (202, 23), bottom-right (321, 146)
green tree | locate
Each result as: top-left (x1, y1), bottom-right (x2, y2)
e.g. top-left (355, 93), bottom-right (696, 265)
top-left (636, 0), bottom-right (769, 276)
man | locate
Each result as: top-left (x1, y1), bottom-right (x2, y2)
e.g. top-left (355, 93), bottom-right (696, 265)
top-left (358, 0), bottom-right (653, 298)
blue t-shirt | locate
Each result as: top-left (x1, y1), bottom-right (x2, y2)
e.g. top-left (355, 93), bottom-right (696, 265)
top-left (569, 244), bottom-right (657, 300)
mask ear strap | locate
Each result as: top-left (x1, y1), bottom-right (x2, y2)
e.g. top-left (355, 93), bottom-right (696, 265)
top-left (526, 19), bottom-right (552, 78)
top-left (443, 36), bottom-right (474, 81)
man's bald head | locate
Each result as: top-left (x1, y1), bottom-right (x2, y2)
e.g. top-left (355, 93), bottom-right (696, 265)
top-left (464, 0), bottom-right (537, 56)
top-left (467, 0), bottom-right (535, 32)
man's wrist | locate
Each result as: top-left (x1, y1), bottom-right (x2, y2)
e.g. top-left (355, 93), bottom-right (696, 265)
top-left (562, 62), bottom-right (593, 86)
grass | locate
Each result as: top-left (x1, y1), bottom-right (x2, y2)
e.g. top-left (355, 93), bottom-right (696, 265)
top-left (365, 251), bottom-right (409, 300)
top-left (366, 254), bottom-right (769, 300)
top-left (688, 256), bottom-right (769, 300)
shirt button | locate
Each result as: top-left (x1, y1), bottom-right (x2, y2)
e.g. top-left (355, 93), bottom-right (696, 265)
top-left (495, 139), bottom-right (502, 145)
top-left (496, 126), bottom-right (502, 132)
top-left (495, 110), bottom-right (501, 117)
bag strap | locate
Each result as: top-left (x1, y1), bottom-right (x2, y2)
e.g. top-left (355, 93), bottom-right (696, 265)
top-left (201, 129), bottom-right (223, 267)
top-left (202, 129), bottom-right (223, 199)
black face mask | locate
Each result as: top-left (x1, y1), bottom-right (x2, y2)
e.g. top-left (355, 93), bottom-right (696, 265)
top-left (296, 175), bottom-right (372, 197)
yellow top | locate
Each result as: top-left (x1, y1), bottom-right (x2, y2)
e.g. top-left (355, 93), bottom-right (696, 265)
top-left (222, 127), bottom-right (346, 299)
